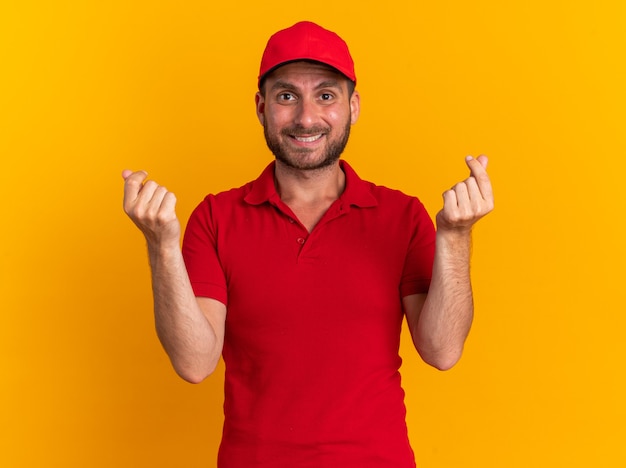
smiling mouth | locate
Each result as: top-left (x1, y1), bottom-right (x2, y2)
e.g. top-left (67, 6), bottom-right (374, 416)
top-left (292, 134), bottom-right (323, 143)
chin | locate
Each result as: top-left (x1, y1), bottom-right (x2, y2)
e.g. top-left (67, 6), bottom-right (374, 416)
top-left (276, 152), bottom-right (340, 171)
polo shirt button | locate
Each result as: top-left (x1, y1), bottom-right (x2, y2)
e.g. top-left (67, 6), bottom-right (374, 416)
top-left (288, 218), bottom-right (295, 224)
top-left (296, 237), bottom-right (305, 245)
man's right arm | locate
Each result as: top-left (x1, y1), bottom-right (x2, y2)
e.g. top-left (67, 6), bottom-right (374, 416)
top-left (122, 170), bottom-right (226, 383)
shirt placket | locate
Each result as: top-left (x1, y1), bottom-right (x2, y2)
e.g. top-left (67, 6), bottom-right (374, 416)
top-left (271, 197), bottom-right (349, 263)
top-left (286, 215), bottom-right (310, 261)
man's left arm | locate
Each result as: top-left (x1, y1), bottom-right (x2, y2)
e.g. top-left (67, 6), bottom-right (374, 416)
top-left (404, 155), bottom-right (494, 370)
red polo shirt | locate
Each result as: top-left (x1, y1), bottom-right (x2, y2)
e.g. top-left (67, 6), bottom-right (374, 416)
top-left (182, 160), bottom-right (435, 468)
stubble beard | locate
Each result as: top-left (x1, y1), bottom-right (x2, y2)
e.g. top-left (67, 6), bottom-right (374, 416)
top-left (264, 121), bottom-right (351, 171)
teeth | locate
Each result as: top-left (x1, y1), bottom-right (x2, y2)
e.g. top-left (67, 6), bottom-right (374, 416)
top-left (294, 134), bottom-right (322, 142)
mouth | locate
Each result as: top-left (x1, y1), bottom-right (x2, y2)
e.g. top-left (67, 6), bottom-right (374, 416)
top-left (292, 134), bottom-right (324, 143)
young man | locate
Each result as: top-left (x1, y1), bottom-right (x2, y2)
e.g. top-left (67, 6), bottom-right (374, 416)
top-left (123, 21), bottom-right (493, 468)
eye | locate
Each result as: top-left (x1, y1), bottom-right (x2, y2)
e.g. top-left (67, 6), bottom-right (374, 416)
top-left (320, 93), bottom-right (334, 101)
top-left (278, 93), bottom-right (296, 101)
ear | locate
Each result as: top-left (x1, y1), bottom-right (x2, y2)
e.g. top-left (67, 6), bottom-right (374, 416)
top-left (255, 92), bottom-right (265, 126)
top-left (349, 90), bottom-right (360, 125)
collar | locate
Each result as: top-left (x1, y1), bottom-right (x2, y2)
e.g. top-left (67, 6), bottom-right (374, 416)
top-left (243, 160), bottom-right (378, 208)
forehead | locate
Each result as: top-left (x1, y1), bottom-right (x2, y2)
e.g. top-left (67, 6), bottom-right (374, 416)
top-left (263, 61), bottom-right (347, 88)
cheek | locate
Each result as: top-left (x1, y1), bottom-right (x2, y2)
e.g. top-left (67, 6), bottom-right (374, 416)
top-left (326, 110), bottom-right (340, 121)
top-left (265, 107), bottom-right (291, 129)
top-left (328, 108), bottom-right (351, 127)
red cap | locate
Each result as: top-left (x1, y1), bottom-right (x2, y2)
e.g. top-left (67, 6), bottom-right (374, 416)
top-left (258, 21), bottom-right (356, 88)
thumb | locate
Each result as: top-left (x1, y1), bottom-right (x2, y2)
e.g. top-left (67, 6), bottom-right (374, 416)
top-left (464, 155), bottom-right (489, 174)
top-left (122, 169), bottom-right (148, 180)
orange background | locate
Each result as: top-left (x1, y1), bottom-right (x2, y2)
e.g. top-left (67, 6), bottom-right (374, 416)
top-left (2, 1), bottom-right (625, 466)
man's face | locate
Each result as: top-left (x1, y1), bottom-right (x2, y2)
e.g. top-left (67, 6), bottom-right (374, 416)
top-left (256, 61), bottom-right (360, 171)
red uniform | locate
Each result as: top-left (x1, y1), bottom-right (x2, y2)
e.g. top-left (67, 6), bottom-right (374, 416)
top-left (182, 160), bottom-right (435, 467)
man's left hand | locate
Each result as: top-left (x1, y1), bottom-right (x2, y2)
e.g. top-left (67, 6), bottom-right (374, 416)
top-left (436, 155), bottom-right (494, 233)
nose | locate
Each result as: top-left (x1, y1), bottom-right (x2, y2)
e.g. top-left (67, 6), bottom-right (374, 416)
top-left (294, 97), bottom-right (318, 128)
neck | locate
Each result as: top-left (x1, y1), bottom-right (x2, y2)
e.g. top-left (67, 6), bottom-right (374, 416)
top-left (274, 160), bottom-right (346, 205)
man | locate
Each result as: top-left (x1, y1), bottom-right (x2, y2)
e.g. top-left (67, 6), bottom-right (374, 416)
top-left (123, 21), bottom-right (493, 468)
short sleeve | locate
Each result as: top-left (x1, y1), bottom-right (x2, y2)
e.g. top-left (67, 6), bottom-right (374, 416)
top-left (181, 196), bottom-right (228, 305)
top-left (399, 200), bottom-right (436, 297)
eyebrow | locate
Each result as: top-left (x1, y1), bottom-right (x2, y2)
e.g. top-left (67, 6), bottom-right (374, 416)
top-left (316, 80), bottom-right (344, 93)
top-left (269, 79), bottom-right (344, 94)
top-left (270, 81), bottom-right (298, 93)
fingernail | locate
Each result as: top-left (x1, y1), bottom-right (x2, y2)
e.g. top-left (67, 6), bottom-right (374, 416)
top-left (465, 155), bottom-right (473, 161)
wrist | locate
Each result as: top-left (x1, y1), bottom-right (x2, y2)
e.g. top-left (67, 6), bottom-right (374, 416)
top-left (435, 228), bottom-right (472, 258)
top-left (436, 226), bottom-right (472, 243)
top-left (147, 239), bottom-right (182, 261)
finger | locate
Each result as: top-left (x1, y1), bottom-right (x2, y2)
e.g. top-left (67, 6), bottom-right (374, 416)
top-left (122, 169), bottom-right (147, 181)
top-left (465, 155), bottom-right (487, 177)
top-left (123, 170), bottom-right (148, 191)
top-left (465, 154), bottom-right (488, 170)
top-left (442, 187), bottom-right (459, 211)
top-left (137, 180), bottom-right (160, 206)
top-left (439, 189), bottom-right (462, 229)
top-left (158, 191), bottom-right (178, 221)
top-left (454, 180), bottom-right (470, 203)
top-left (464, 156), bottom-right (493, 201)
top-left (452, 181), bottom-right (473, 218)
top-left (123, 171), bottom-right (149, 210)
top-left (145, 185), bottom-right (170, 218)
top-left (464, 177), bottom-right (487, 215)
top-left (476, 154), bottom-right (488, 169)
top-left (464, 176), bottom-right (482, 203)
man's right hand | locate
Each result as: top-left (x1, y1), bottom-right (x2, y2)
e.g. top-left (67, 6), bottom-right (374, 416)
top-left (122, 170), bottom-right (181, 247)
top-left (122, 171), bottom-right (225, 382)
